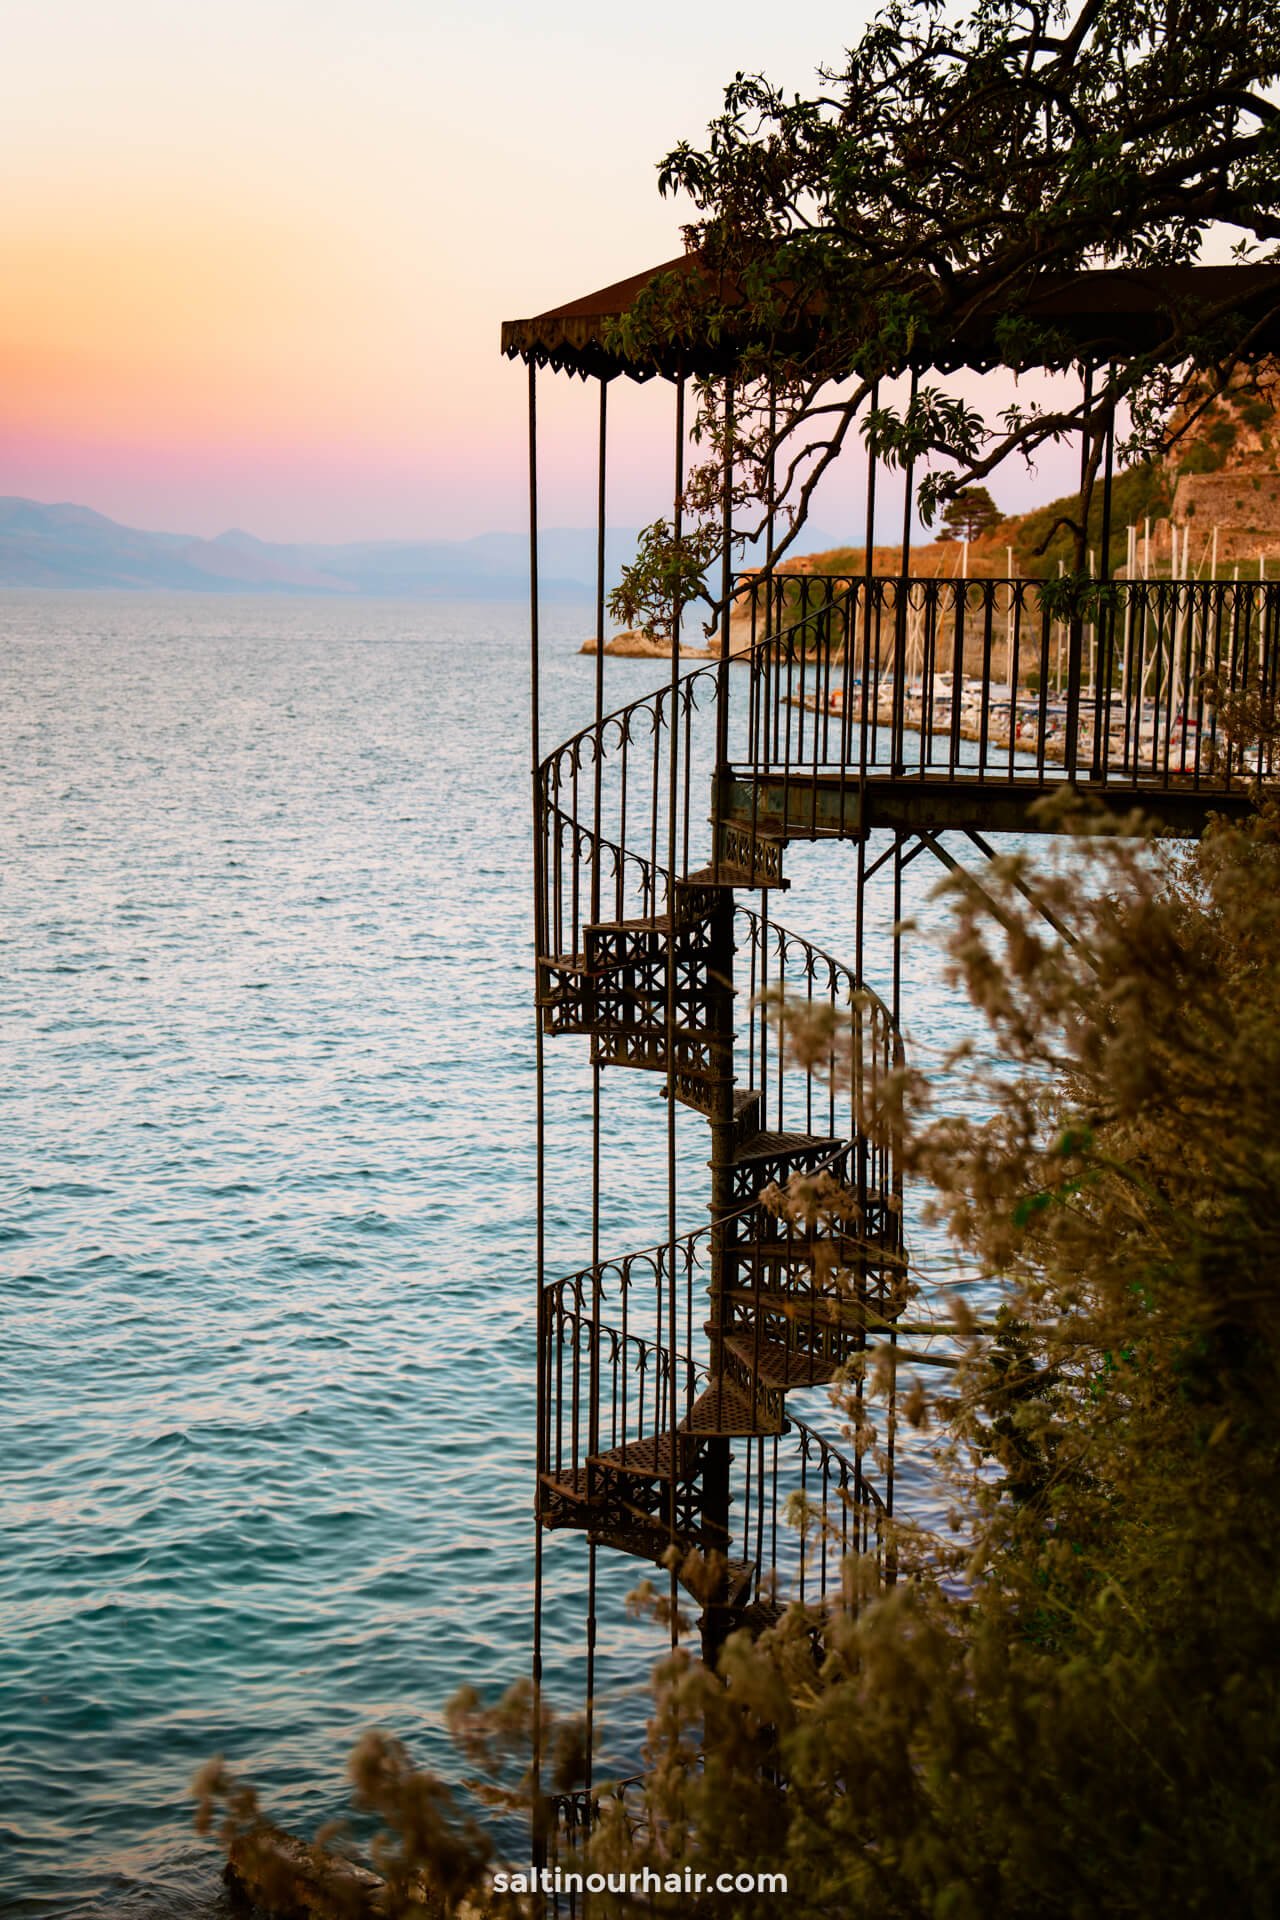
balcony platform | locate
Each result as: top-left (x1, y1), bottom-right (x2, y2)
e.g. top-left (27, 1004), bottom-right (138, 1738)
top-left (723, 768), bottom-right (1259, 843)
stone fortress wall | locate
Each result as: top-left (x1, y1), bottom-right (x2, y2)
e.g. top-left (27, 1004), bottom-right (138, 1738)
top-left (1170, 470), bottom-right (1280, 535)
top-left (1153, 362), bottom-right (1280, 569)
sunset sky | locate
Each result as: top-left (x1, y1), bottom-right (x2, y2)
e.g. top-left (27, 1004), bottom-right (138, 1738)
top-left (3, 1), bottom-right (1095, 545)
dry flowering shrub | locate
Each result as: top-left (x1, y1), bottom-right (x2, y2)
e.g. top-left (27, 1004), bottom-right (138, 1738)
top-left (196, 800), bottom-right (1280, 1918)
top-left (193, 1704), bottom-right (552, 1918)
top-left (587, 798), bottom-right (1280, 1916)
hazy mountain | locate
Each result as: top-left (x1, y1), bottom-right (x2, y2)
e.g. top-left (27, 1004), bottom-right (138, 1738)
top-left (0, 499), bottom-right (842, 599)
top-left (0, 500), bottom-right (636, 598)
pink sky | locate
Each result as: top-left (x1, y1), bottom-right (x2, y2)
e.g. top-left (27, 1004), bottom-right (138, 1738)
top-left (1, 1), bottom-right (1096, 545)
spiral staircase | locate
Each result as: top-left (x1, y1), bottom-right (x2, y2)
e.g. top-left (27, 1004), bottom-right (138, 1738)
top-left (530, 567), bottom-right (1279, 1865)
top-left (533, 603), bottom-right (909, 1692)
top-left (504, 261), bottom-right (1280, 1906)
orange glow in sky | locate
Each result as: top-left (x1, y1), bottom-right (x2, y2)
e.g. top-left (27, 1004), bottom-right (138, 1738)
top-left (0, 1), bottom-right (1090, 543)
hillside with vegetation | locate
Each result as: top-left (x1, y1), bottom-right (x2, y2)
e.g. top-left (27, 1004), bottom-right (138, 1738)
top-left (784, 365), bottom-right (1280, 583)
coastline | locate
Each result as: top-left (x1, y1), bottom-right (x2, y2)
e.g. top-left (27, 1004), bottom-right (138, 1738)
top-left (580, 617), bottom-right (755, 660)
top-left (580, 628), bottom-right (717, 659)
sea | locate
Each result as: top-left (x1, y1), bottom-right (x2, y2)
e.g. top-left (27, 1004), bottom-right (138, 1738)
top-left (0, 592), bottom-right (996, 1916)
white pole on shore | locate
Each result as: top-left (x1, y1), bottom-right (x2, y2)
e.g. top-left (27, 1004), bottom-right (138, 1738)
top-left (1122, 561), bottom-right (1135, 744)
top-left (1140, 522), bottom-right (1154, 698)
top-left (1125, 524), bottom-right (1139, 717)
top-left (1226, 550), bottom-right (1243, 712)
top-left (1173, 526), bottom-right (1189, 726)
top-left (1262, 556), bottom-right (1269, 686)
top-left (1261, 559), bottom-right (1267, 681)
top-left (1211, 525), bottom-right (1219, 582)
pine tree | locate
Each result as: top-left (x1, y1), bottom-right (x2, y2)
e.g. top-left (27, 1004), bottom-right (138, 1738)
top-left (938, 485), bottom-right (1001, 542)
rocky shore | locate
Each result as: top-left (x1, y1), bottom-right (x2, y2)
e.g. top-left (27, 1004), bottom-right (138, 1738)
top-left (581, 619), bottom-right (756, 660)
top-left (580, 629), bottom-right (717, 658)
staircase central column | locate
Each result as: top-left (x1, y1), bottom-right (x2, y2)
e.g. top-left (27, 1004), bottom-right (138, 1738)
top-left (698, 377), bottom-right (742, 1665)
top-left (700, 830), bottom-right (739, 1661)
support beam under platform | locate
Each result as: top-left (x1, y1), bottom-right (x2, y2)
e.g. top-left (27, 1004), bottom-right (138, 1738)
top-left (723, 771), bottom-right (1259, 843)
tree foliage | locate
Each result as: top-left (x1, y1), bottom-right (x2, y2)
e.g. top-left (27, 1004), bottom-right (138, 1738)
top-left (938, 485), bottom-right (1002, 541)
top-left (609, 0), bottom-right (1280, 630)
top-left (1009, 455), bottom-right (1171, 575)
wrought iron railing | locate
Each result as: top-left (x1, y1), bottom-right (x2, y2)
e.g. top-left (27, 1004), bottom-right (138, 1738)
top-left (736, 904), bottom-right (902, 1206)
top-left (536, 892), bottom-right (905, 1512)
top-left (540, 1274), bottom-right (885, 1614)
top-left (532, 561), bottom-right (1280, 1887)
top-left (535, 593), bottom-right (910, 1609)
top-left (736, 573), bottom-right (1280, 808)
top-left (540, 1245), bottom-right (706, 1480)
top-left (537, 660), bottom-right (723, 972)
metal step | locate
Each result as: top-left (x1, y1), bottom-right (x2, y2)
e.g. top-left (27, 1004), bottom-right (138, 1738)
top-left (727, 1247), bottom-right (867, 1291)
top-left (683, 859), bottom-right (789, 894)
top-left (536, 955), bottom-right (593, 1034)
top-left (676, 1556), bottom-right (757, 1611)
top-left (588, 1433), bottom-right (696, 1481)
top-left (576, 883), bottom-right (722, 934)
top-left (673, 877), bottom-right (742, 917)
top-left (538, 1466), bottom-right (591, 1530)
top-left (593, 1510), bottom-right (731, 1565)
top-left (721, 1559), bottom-right (757, 1611)
top-left (724, 1285), bottom-right (878, 1325)
top-left (713, 821), bottom-right (788, 889)
top-left (723, 1332), bottom-right (843, 1390)
top-left (537, 1469), bottom-right (732, 1564)
top-left (738, 1596), bottom-right (786, 1636)
top-left (662, 1081), bottom-right (761, 1138)
top-left (591, 1035), bottom-right (713, 1076)
top-left (731, 1128), bottom-right (843, 1171)
top-left (682, 1373), bottom-right (787, 1438)
top-left (581, 913), bottom-right (718, 1080)
top-left (666, 1070), bottom-right (712, 1116)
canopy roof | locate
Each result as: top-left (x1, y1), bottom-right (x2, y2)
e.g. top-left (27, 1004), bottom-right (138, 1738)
top-left (501, 255), bottom-right (1280, 381)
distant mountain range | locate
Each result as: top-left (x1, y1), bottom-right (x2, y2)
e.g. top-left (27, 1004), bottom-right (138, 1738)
top-left (0, 498), bottom-right (640, 598)
top-left (0, 498), bottom-right (840, 599)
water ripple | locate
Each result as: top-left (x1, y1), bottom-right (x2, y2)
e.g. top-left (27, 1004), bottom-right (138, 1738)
top-left (0, 591), bottom-right (996, 1916)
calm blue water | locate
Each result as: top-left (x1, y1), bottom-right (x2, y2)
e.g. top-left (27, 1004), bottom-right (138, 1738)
top-left (0, 592), bottom-right (994, 1915)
